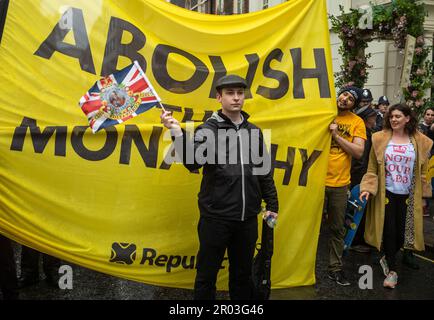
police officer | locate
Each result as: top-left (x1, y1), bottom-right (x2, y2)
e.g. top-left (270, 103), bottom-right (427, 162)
top-left (356, 88), bottom-right (373, 112)
top-left (160, 75), bottom-right (279, 300)
top-left (377, 95), bottom-right (390, 116)
top-left (358, 88), bottom-right (383, 132)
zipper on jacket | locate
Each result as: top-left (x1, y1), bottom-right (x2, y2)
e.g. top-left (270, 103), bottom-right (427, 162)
top-left (238, 129), bottom-right (246, 221)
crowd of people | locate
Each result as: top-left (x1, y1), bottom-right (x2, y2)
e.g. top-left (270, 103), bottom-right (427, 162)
top-left (327, 86), bottom-right (433, 290)
top-left (1, 77), bottom-right (433, 299)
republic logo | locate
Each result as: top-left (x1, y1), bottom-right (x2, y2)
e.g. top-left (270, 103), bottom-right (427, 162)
top-left (110, 242), bottom-right (137, 265)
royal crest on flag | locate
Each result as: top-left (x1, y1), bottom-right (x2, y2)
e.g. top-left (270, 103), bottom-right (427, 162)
top-left (79, 61), bottom-right (161, 133)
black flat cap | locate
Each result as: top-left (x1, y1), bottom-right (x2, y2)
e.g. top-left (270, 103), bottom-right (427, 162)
top-left (215, 74), bottom-right (247, 90)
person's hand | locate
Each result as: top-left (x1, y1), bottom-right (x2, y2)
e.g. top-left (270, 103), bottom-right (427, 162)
top-left (360, 191), bottom-right (370, 202)
top-left (160, 109), bottom-right (181, 131)
top-left (264, 211), bottom-right (278, 220)
top-left (329, 122), bottom-right (339, 139)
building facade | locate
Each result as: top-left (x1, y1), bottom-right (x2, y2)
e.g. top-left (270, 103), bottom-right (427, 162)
top-left (327, 0), bottom-right (434, 105)
top-left (167, 0), bottom-right (284, 14)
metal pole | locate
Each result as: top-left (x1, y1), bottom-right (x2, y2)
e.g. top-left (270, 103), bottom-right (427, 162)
top-left (190, 0), bottom-right (210, 11)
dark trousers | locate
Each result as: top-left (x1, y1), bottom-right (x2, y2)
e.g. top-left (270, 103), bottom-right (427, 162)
top-left (352, 210), bottom-right (368, 246)
top-left (0, 235), bottom-right (18, 300)
top-left (21, 245), bottom-right (61, 280)
top-left (324, 185), bottom-right (348, 272)
top-left (383, 191), bottom-right (407, 271)
top-left (194, 216), bottom-right (258, 300)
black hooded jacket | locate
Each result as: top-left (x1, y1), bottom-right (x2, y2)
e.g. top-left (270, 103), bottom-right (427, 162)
top-left (173, 110), bottom-right (278, 221)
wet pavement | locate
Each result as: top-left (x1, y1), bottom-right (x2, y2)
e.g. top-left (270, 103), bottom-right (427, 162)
top-left (2, 216), bottom-right (434, 300)
top-left (306, 219), bottom-right (434, 300)
top-left (424, 200), bottom-right (434, 248)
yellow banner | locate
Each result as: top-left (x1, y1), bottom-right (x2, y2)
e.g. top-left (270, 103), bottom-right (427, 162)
top-left (0, 0), bottom-right (335, 289)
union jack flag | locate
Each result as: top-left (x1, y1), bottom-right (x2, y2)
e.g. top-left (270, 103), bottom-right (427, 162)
top-left (79, 61), bottom-right (161, 133)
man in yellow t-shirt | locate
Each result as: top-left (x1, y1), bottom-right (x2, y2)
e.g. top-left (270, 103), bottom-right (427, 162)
top-left (324, 86), bottom-right (366, 286)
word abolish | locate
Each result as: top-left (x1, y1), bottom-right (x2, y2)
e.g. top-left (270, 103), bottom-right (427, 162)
top-left (34, 7), bottom-right (331, 100)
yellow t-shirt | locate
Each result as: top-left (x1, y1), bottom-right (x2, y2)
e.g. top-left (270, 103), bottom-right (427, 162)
top-left (326, 112), bottom-right (367, 187)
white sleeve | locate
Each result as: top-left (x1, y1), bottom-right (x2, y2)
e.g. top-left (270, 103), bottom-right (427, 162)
top-left (170, 128), bottom-right (183, 137)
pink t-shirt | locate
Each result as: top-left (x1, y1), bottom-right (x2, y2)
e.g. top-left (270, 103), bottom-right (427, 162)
top-left (385, 142), bottom-right (415, 195)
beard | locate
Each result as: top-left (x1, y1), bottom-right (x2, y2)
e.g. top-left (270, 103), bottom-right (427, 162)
top-left (337, 102), bottom-right (354, 111)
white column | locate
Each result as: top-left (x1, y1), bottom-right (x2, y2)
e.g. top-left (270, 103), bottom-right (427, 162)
top-left (217, 0), bottom-right (224, 14)
top-left (233, 0), bottom-right (240, 14)
top-left (422, 0), bottom-right (434, 98)
top-left (197, 0), bottom-right (208, 13)
top-left (248, 0), bottom-right (262, 12)
top-left (423, 30), bottom-right (433, 98)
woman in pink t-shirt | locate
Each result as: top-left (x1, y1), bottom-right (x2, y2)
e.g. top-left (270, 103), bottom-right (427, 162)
top-left (360, 104), bottom-right (433, 289)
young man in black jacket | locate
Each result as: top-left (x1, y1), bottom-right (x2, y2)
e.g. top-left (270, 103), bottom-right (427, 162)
top-left (160, 74), bottom-right (278, 300)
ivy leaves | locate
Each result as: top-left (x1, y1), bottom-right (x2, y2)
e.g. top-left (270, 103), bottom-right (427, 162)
top-left (330, 0), bottom-right (432, 115)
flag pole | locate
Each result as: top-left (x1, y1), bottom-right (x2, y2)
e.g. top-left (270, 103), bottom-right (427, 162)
top-left (158, 101), bottom-right (167, 112)
top-left (132, 60), bottom-right (167, 113)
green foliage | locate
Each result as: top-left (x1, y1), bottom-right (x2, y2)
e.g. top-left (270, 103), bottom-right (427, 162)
top-left (330, 6), bottom-right (373, 88)
top-left (330, 0), bottom-right (432, 115)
